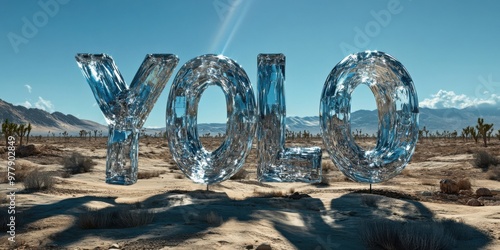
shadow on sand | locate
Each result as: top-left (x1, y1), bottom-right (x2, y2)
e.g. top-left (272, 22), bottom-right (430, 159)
top-left (9, 189), bottom-right (493, 249)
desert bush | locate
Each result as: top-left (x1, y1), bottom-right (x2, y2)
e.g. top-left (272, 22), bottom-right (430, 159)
top-left (253, 189), bottom-right (284, 198)
top-left (230, 169), bottom-right (248, 180)
top-left (360, 219), bottom-right (456, 250)
top-left (137, 170), bottom-right (166, 179)
top-left (63, 152), bottom-right (96, 175)
top-left (79, 208), bottom-right (155, 229)
top-left (23, 169), bottom-right (55, 191)
top-left (322, 161), bottom-right (335, 173)
top-left (204, 211), bottom-right (223, 226)
top-left (473, 150), bottom-right (498, 170)
top-left (457, 178), bottom-right (472, 190)
top-left (0, 162), bottom-right (33, 183)
top-left (487, 167), bottom-right (500, 181)
top-left (361, 195), bottom-right (379, 208)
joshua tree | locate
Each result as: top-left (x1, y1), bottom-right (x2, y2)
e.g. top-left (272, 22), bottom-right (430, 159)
top-left (2, 119), bottom-right (18, 146)
top-left (497, 129), bottom-right (500, 141)
top-left (462, 127), bottom-right (470, 142)
top-left (476, 118), bottom-right (494, 147)
top-left (94, 130), bottom-right (98, 140)
top-left (26, 123), bottom-right (32, 144)
top-left (16, 124), bottom-right (27, 146)
top-left (469, 126), bottom-right (479, 144)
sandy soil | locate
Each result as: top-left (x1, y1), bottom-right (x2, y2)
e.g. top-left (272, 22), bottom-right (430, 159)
top-left (1, 137), bottom-right (499, 249)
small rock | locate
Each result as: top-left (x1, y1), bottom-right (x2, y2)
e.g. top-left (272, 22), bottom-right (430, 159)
top-left (440, 179), bottom-right (459, 194)
top-left (476, 188), bottom-right (492, 197)
top-left (420, 191), bottom-right (432, 196)
top-left (246, 245), bottom-right (254, 249)
top-left (256, 244), bottom-right (272, 250)
top-left (459, 190), bottom-right (473, 196)
top-left (288, 192), bottom-right (311, 200)
top-left (466, 198), bottom-right (483, 206)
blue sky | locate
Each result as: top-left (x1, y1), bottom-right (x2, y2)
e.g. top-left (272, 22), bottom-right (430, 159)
top-left (1, 0), bottom-right (500, 127)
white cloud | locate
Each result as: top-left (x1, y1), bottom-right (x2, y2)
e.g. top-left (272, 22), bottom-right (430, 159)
top-left (25, 84), bottom-right (32, 93)
top-left (35, 97), bottom-right (55, 112)
top-left (19, 101), bottom-right (32, 108)
top-left (420, 90), bottom-right (500, 109)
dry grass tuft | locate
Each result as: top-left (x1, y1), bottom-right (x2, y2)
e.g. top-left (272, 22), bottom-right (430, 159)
top-left (23, 169), bottom-right (55, 191)
top-left (253, 189), bottom-right (284, 198)
top-left (79, 208), bottom-right (155, 229)
top-left (204, 211), bottom-right (223, 226)
top-left (487, 166), bottom-right (500, 181)
top-left (473, 150), bottom-right (498, 170)
top-left (62, 152), bottom-right (96, 175)
top-left (361, 195), bottom-right (380, 208)
top-left (0, 161), bottom-right (33, 183)
top-left (359, 219), bottom-right (476, 250)
top-left (457, 178), bottom-right (472, 190)
top-left (137, 170), bottom-right (167, 179)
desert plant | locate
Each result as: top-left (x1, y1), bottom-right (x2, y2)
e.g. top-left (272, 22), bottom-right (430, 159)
top-left (476, 118), bottom-right (494, 147)
top-left (468, 126), bottom-right (479, 144)
top-left (23, 169), bottom-right (55, 191)
top-left (25, 123), bottom-right (31, 144)
top-left (457, 178), bottom-right (471, 190)
top-left (63, 152), bottom-right (96, 175)
top-left (360, 219), bottom-right (457, 250)
top-left (473, 150), bottom-right (498, 170)
top-left (137, 170), bottom-right (166, 179)
top-left (79, 208), bottom-right (155, 229)
top-left (487, 166), bottom-right (500, 181)
top-left (2, 119), bottom-right (18, 146)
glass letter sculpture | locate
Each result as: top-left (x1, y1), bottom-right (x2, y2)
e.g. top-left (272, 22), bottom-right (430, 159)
top-left (76, 54), bottom-right (179, 185)
top-left (257, 54), bottom-right (322, 182)
top-left (166, 54), bottom-right (256, 184)
top-left (320, 51), bottom-right (419, 183)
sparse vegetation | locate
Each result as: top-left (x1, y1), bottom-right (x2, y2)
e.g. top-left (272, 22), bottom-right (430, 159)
top-left (0, 162), bottom-right (33, 183)
top-left (62, 152), bottom-right (96, 175)
top-left (253, 189), bottom-right (284, 198)
top-left (359, 219), bottom-right (476, 250)
top-left (23, 169), bottom-right (55, 191)
top-left (204, 211), bottom-right (223, 226)
top-left (79, 208), bottom-right (155, 229)
top-left (137, 170), bottom-right (167, 179)
top-left (457, 178), bottom-right (471, 190)
top-left (473, 150), bottom-right (499, 170)
top-left (476, 118), bottom-right (494, 147)
top-left (487, 166), bottom-right (500, 181)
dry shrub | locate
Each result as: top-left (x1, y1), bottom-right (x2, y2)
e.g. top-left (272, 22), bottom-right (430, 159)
top-left (63, 152), bottom-right (96, 175)
top-left (137, 170), bottom-right (166, 179)
top-left (0, 162), bottom-right (33, 183)
top-left (23, 169), bottom-right (55, 191)
top-left (457, 178), bottom-right (472, 190)
top-left (360, 219), bottom-right (463, 250)
top-left (204, 211), bottom-right (223, 226)
top-left (253, 189), bottom-right (284, 198)
top-left (79, 208), bottom-right (154, 229)
top-left (230, 169), bottom-right (248, 180)
top-left (361, 195), bottom-right (379, 208)
top-left (487, 166), bottom-right (500, 181)
top-left (322, 161), bottom-right (335, 173)
top-left (473, 150), bottom-right (498, 170)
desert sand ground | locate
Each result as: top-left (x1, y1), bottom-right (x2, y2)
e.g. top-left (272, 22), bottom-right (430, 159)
top-left (1, 136), bottom-right (499, 250)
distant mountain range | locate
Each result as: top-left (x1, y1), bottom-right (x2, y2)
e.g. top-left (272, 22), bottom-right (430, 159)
top-left (1, 99), bottom-right (499, 136)
top-left (0, 99), bottom-right (106, 135)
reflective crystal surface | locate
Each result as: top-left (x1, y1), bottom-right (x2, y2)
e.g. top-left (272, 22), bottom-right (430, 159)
top-left (76, 53), bottom-right (179, 185)
top-left (320, 51), bottom-right (419, 183)
top-left (166, 54), bottom-right (256, 184)
top-left (257, 54), bottom-right (322, 183)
